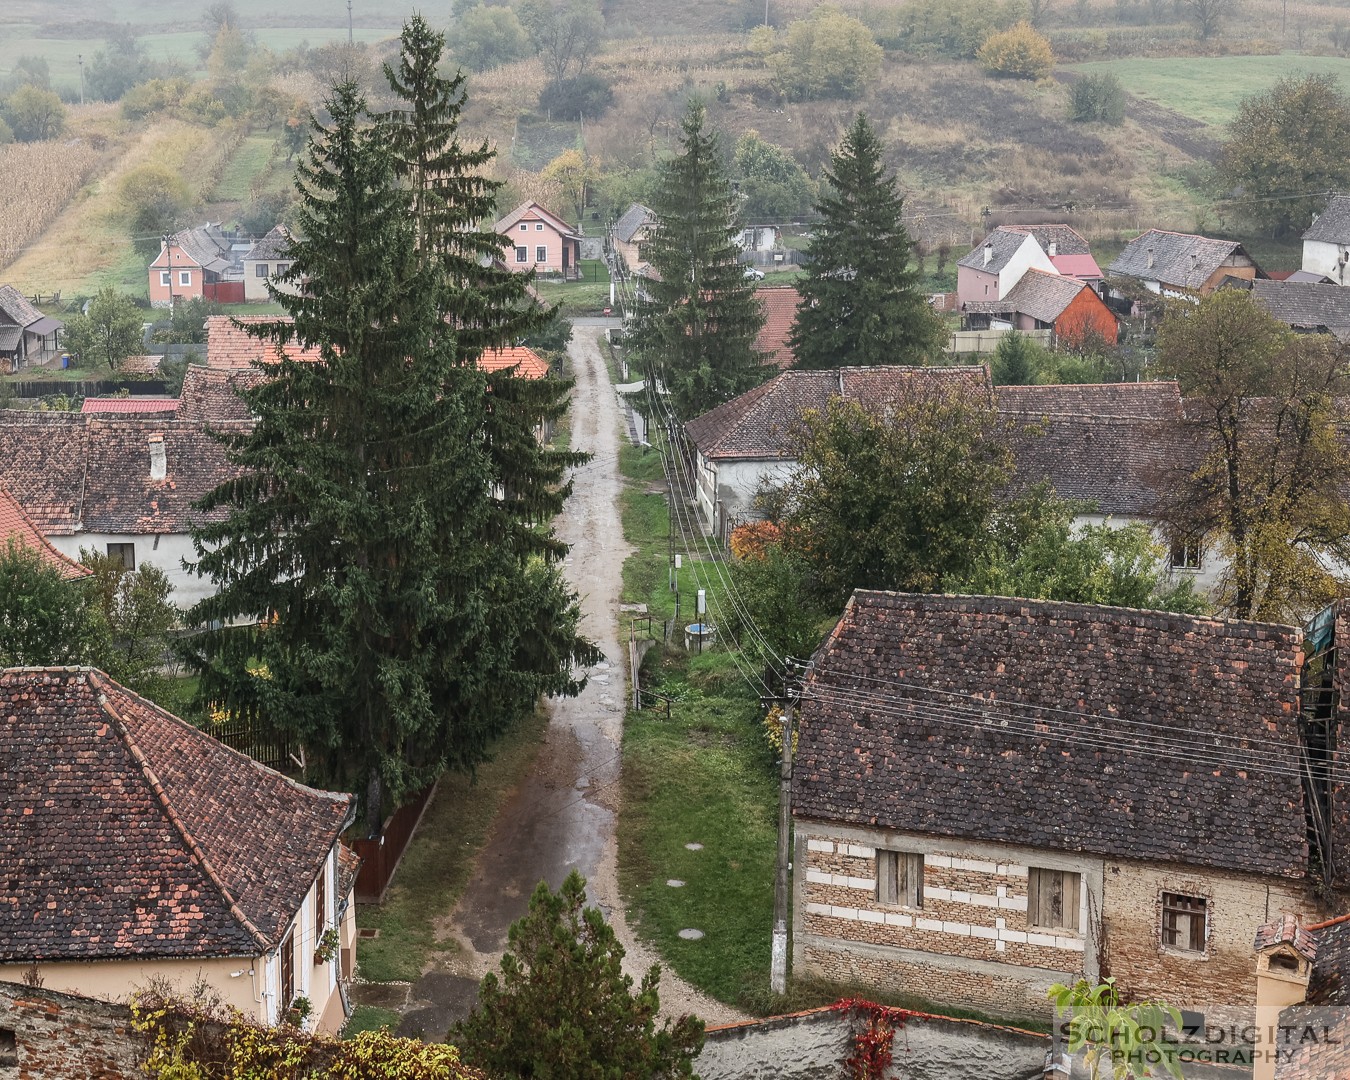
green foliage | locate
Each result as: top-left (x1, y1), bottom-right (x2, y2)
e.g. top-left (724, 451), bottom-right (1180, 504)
top-left (769, 7), bottom-right (883, 101)
top-left (775, 390), bottom-right (1017, 606)
top-left (519, 308), bottom-right (574, 358)
top-left (541, 74), bottom-right (615, 120)
top-left (1216, 73), bottom-right (1350, 238)
top-left (633, 99), bottom-right (767, 419)
top-left (541, 148), bottom-right (597, 221)
top-left (1182, 0), bottom-right (1234, 40)
top-left (0, 540), bottom-right (108, 667)
top-left (1068, 72), bottom-right (1126, 124)
top-left (595, 168), bottom-right (658, 223)
top-left (154, 297), bottom-right (226, 346)
top-left (990, 331), bottom-right (1046, 386)
top-left (733, 131), bottom-right (815, 221)
top-left (866, 0), bottom-right (1021, 58)
top-left (453, 870), bottom-right (705, 1079)
top-left (121, 78), bottom-right (194, 121)
top-left (119, 164), bottom-right (192, 252)
top-left (86, 28), bottom-right (158, 102)
top-left (1048, 979), bottom-right (1183, 1080)
top-left (791, 115), bottom-right (944, 369)
top-left (726, 544), bottom-right (830, 662)
top-left (3, 85), bottom-right (66, 142)
top-left (457, 4), bottom-right (532, 72)
top-left (977, 21), bottom-right (1055, 80)
top-left (516, 0), bottom-right (605, 81)
top-left (62, 288), bottom-right (144, 373)
top-left (0, 55), bottom-right (51, 97)
top-left (1155, 289), bottom-right (1350, 621)
top-left (79, 551), bottom-right (180, 700)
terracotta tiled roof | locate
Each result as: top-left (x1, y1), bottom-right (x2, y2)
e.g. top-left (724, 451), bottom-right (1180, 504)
top-left (205, 316), bottom-right (325, 369)
top-left (178, 366), bottom-right (264, 424)
top-left (119, 354), bottom-right (164, 376)
top-left (0, 413), bottom-right (247, 535)
top-left (685, 366), bottom-right (991, 461)
top-left (996, 381), bottom-right (1183, 421)
top-left (964, 268), bottom-right (1091, 323)
top-left (1303, 194), bottom-right (1350, 244)
top-left (81, 397), bottom-right (178, 414)
top-left (478, 345), bottom-right (549, 379)
top-left (0, 489), bottom-right (90, 580)
top-left (0, 667), bottom-right (354, 961)
top-left (1108, 229), bottom-right (1259, 290)
top-left (1255, 914), bottom-right (1318, 963)
top-left (1280, 915), bottom-right (1350, 1079)
top-left (796, 592), bottom-right (1309, 878)
top-left (754, 285), bottom-right (798, 369)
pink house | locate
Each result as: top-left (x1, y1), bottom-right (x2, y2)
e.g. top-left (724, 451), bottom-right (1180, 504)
top-left (494, 201), bottom-right (583, 280)
top-left (148, 225), bottom-right (243, 308)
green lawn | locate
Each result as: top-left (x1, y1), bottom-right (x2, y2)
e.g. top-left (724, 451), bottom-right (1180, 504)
top-left (342, 1005), bottom-right (402, 1038)
top-left (1067, 54), bottom-right (1350, 128)
top-left (211, 133), bottom-right (292, 204)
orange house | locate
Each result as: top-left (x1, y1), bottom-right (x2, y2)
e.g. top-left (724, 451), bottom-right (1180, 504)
top-left (494, 201), bottom-right (583, 280)
top-left (148, 225), bottom-right (242, 307)
top-left (963, 269), bottom-right (1118, 347)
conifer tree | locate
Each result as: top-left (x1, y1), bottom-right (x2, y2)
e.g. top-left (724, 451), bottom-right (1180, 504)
top-left (188, 70), bottom-right (595, 833)
top-left (789, 114), bottom-right (944, 369)
top-left (633, 99), bottom-right (766, 420)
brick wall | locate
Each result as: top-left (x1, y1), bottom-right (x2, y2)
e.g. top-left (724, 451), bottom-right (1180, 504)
top-left (794, 823), bottom-right (1323, 1020)
top-left (0, 982), bottom-right (143, 1080)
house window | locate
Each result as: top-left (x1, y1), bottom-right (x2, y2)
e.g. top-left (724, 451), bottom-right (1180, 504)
top-left (276, 263), bottom-right (290, 276)
top-left (255, 263), bottom-right (269, 278)
top-left (876, 850), bottom-right (923, 908)
top-left (1161, 893), bottom-right (1207, 953)
top-left (0, 1027), bottom-right (17, 1068)
top-left (1170, 536), bottom-right (1202, 570)
top-left (281, 928), bottom-right (295, 1005)
top-left (106, 543), bottom-right (135, 570)
top-left (315, 863), bottom-right (326, 942)
top-left (519, 223), bottom-right (529, 231)
top-left (1028, 867), bottom-right (1081, 931)
top-left (536, 222), bottom-right (545, 230)
top-left (515, 246), bottom-right (528, 263)
top-left (535, 245), bottom-right (548, 262)
top-left (159, 270), bottom-right (171, 287)
top-left (178, 270), bottom-right (191, 287)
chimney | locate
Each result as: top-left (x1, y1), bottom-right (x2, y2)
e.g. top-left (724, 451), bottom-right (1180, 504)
top-left (983, 241), bottom-right (993, 267)
top-left (148, 433), bottom-right (167, 482)
top-left (1146, 247), bottom-right (1155, 269)
top-left (1047, 241), bottom-right (1057, 257)
top-left (1252, 914), bottom-right (1316, 1080)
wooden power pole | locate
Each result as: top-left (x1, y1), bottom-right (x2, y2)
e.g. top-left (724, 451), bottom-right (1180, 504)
top-left (771, 697), bottom-right (795, 995)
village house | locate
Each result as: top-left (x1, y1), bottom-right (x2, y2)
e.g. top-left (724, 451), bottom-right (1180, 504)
top-left (0, 285), bottom-right (63, 372)
top-left (0, 667), bottom-right (360, 1033)
top-left (0, 488), bottom-right (90, 581)
top-left (1247, 277), bottom-right (1350, 341)
top-left (1107, 229), bottom-right (1264, 299)
top-left (962, 268), bottom-right (1118, 346)
top-left (242, 224), bottom-right (299, 303)
top-left (148, 225), bottom-right (244, 307)
top-left (1300, 193), bottom-right (1350, 284)
top-left (793, 591), bottom-right (1332, 1020)
top-left (495, 201), bottom-right (583, 279)
top-left (955, 224), bottom-right (1101, 310)
top-left (611, 202), bottom-right (655, 277)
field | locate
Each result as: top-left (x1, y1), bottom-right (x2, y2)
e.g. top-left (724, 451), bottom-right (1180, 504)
top-left (1068, 54), bottom-right (1350, 128)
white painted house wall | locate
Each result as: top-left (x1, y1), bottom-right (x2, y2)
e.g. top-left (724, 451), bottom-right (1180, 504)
top-left (1302, 238), bottom-right (1350, 283)
top-left (996, 235), bottom-right (1057, 299)
top-left (47, 532), bottom-right (211, 608)
top-left (695, 454), bottom-right (794, 538)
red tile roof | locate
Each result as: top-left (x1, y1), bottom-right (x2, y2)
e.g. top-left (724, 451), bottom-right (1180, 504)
top-left (754, 285), bottom-right (798, 369)
top-left (493, 200), bottom-right (582, 240)
top-left (205, 316), bottom-right (325, 369)
top-left (0, 489), bottom-right (89, 579)
top-left (81, 397), bottom-right (179, 414)
top-left (0, 667), bottom-right (354, 961)
top-left (178, 366), bottom-right (265, 424)
top-left (1048, 253), bottom-right (1103, 280)
top-left (478, 345), bottom-right (549, 379)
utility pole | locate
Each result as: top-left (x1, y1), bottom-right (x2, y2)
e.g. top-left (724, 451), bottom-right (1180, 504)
top-left (77, 54), bottom-right (85, 106)
top-left (770, 694), bottom-right (796, 995)
top-left (347, 0), bottom-right (354, 44)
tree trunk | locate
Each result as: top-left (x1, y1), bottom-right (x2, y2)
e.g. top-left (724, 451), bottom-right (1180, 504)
top-left (366, 765), bottom-right (384, 838)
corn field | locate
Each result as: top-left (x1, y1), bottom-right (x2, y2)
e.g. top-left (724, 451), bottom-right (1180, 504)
top-left (0, 140), bottom-right (104, 273)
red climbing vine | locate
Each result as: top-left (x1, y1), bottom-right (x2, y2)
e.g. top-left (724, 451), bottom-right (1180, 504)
top-left (834, 999), bottom-right (910, 1080)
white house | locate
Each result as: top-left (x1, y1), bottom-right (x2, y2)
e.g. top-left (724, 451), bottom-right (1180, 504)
top-left (1301, 195), bottom-right (1350, 284)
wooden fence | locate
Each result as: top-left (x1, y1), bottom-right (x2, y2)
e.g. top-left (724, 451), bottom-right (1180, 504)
top-left (12, 379), bottom-right (170, 398)
top-left (351, 782), bottom-right (438, 903)
top-left (211, 710), bottom-right (294, 773)
top-left (948, 329), bottom-right (1053, 355)
top-left (204, 281), bottom-right (245, 304)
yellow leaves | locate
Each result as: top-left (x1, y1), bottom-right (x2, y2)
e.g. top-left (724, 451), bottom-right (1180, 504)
top-left (976, 21), bottom-right (1054, 81)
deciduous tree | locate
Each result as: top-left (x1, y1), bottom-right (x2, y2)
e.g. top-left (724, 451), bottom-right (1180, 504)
top-left (733, 131), bottom-right (815, 221)
top-left (3, 85), bottom-right (65, 142)
top-left (456, 4), bottom-right (532, 72)
top-left (454, 871), bottom-right (705, 1080)
top-left (85, 28), bottom-right (156, 101)
top-left (1067, 72), bottom-right (1126, 124)
top-left (0, 541), bottom-right (107, 667)
top-left (1155, 288), bottom-right (1350, 621)
top-left (540, 147), bottom-right (598, 223)
top-left (1216, 73), bottom-right (1350, 238)
top-left (769, 8), bottom-right (883, 100)
top-left (977, 20), bottom-right (1055, 80)
top-left (63, 288), bottom-right (144, 372)
top-left (790, 115), bottom-right (944, 369)
top-left (1182, 0), bottom-right (1235, 39)
top-left (516, 0), bottom-right (604, 82)
top-left (633, 99), bottom-right (767, 419)
top-left (79, 551), bottom-right (179, 701)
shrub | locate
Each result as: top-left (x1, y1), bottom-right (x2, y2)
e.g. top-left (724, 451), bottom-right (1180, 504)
top-left (977, 21), bottom-right (1055, 79)
top-left (772, 7), bottom-right (883, 100)
top-left (539, 73), bottom-right (614, 120)
top-left (1067, 72), bottom-right (1126, 123)
top-left (4, 85), bottom-right (65, 142)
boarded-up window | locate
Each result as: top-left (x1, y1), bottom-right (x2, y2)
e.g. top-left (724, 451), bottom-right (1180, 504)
top-left (314, 862), bottom-right (326, 942)
top-left (1028, 868), bottom-right (1081, 931)
top-left (1162, 893), bottom-right (1207, 952)
top-left (876, 850), bottom-right (923, 908)
top-left (281, 928), bottom-right (295, 1006)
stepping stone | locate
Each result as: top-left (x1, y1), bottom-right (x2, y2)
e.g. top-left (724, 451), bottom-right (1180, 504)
top-left (684, 842), bottom-right (703, 851)
top-left (678, 928), bottom-right (705, 941)
top-left (666, 879), bottom-right (685, 888)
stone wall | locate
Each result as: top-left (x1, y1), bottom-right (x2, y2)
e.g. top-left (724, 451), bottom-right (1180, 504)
top-left (694, 1005), bottom-right (1049, 1080)
top-left (0, 982), bottom-right (144, 1080)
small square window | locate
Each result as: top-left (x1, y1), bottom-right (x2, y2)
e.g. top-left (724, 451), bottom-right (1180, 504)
top-left (1170, 537), bottom-right (1202, 570)
top-left (536, 222), bottom-right (544, 230)
top-left (515, 246), bottom-right (528, 263)
top-left (876, 850), bottom-right (923, 908)
top-left (1028, 867), bottom-right (1081, 931)
top-left (276, 263), bottom-right (290, 275)
top-left (159, 271), bottom-right (171, 287)
top-left (255, 263), bottom-right (269, 278)
top-left (536, 245), bottom-right (548, 262)
top-left (1162, 893), bottom-right (1207, 953)
top-left (106, 543), bottom-right (135, 570)
top-left (519, 223), bottom-right (529, 231)
top-left (179, 270), bottom-right (192, 287)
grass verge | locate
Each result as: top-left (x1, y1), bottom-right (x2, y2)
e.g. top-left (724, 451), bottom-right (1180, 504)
top-left (342, 1005), bottom-right (402, 1038)
top-left (355, 708), bottom-right (549, 982)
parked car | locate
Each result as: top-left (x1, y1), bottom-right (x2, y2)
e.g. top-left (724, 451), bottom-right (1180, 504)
top-left (743, 267), bottom-right (765, 281)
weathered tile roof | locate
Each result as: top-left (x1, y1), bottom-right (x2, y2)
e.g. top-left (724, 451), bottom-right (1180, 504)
top-left (796, 592), bottom-right (1309, 878)
top-left (754, 285), bottom-right (798, 369)
top-left (1252, 279), bottom-right (1350, 340)
top-left (1108, 229), bottom-right (1256, 290)
top-left (1279, 914), bottom-right (1350, 1079)
top-left (614, 203), bottom-right (654, 245)
top-left (996, 381), bottom-right (1183, 420)
top-left (177, 365), bottom-right (264, 423)
top-left (956, 227), bottom-right (1032, 274)
top-left (964, 268), bottom-right (1091, 323)
top-left (159, 225), bottom-right (235, 276)
top-left (0, 284), bottom-right (44, 329)
top-left (684, 366), bottom-right (991, 461)
top-left (81, 397), bottom-right (178, 414)
top-left (1302, 194), bottom-right (1350, 244)
top-left (0, 489), bottom-right (90, 579)
top-left (0, 413), bottom-right (246, 535)
top-left (0, 667), bottom-right (354, 961)
top-left (1005, 224), bottom-right (1091, 257)
top-left (205, 316), bottom-right (325, 368)
top-left (1255, 913), bottom-right (1319, 963)
top-left (243, 224), bottom-right (292, 263)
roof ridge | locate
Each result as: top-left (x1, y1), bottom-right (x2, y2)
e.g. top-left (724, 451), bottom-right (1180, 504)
top-left (90, 670), bottom-right (273, 952)
top-left (0, 488), bottom-right (90, 579)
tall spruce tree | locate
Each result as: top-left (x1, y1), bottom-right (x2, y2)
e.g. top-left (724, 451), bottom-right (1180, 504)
top-left (789, 114), bottom-right (944, 369)
top-left (633, 99), bottom-right (766, 420)
top-left (188, 66), bottom-right (595, 831)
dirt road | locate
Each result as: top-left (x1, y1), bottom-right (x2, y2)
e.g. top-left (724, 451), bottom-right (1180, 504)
top-left (392, 319), bottom-right (743, 1037)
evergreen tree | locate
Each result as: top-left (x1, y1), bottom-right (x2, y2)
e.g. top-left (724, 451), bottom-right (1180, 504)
top-left (187, 72), bottom-right (595, 833)
top-left (789, 114), bottom-right (945, 369)
top-left (990, 330), bottom-right (1042, 386)
top-left (633, 99), bottom-right (767, 420)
